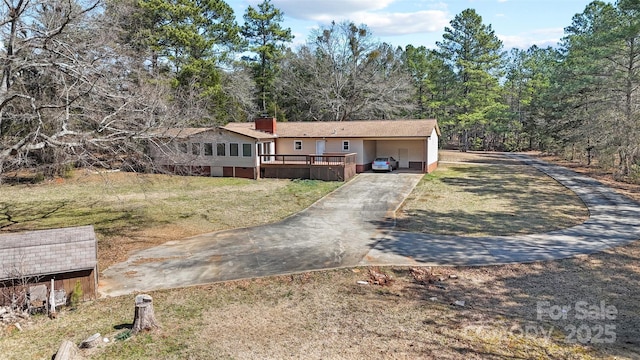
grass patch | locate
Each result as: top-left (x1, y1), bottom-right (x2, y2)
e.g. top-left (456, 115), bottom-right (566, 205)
top-left (4, 238), bottom-right (639, 359)
top-left (396, 155), bottom-right (589, 236)
top-left (0, 171), bottom-right (341, 268)
top-left (1, 154), bottom-right (637, 359)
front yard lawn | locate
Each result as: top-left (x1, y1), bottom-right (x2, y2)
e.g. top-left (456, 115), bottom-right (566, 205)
top-left (1, 154), bottom-right (638, 359)
top-left (0, 172), bottom-right (341, 269)
top-left (396, 151), bottom-right (589, 236)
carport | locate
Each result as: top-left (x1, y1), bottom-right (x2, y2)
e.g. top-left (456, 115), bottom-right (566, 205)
top-left (362, 138), bottom-right (436, 172)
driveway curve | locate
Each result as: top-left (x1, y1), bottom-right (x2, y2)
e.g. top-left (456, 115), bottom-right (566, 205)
top-left (363, 154), bottom-right (640, 266)
top-left (100, 155), bottom-right (640, 297)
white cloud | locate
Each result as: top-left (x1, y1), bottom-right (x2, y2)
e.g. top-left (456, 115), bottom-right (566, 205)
top-left (273, 0), bottom-right (397, 19)
top-left (271, 0), bottom-right (449, 37)
top-left (351, 10), bottom-right (450, 36)
top-left (498, 28), bottom-right (564, 49)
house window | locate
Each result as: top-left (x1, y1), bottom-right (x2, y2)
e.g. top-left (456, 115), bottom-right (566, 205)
top-left (230, 143), bottom-right (239, 157)
top-left (178, 142), bottom-right (188, 153)
top-left (342, 140), bottom-right (350, 151)
top-left (204, 143), bottom-right (213, 156)
top-left (217, 143), bottom-right (226, 156)
top-left (294, 140), bottom-right (302, 151)
top-left (192, 143), bottom-right (200, 155)
top-left (242, 143), bottom-right (252, 157)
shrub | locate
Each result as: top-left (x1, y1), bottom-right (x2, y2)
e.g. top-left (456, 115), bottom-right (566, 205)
top-left (70, 280), bottom-right (83, 309)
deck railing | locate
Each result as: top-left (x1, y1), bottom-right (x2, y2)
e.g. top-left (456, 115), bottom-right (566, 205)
top-left (259, 153), bottom-right (357, 166)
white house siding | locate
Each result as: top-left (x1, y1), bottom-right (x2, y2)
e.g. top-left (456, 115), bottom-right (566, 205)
top-left (150, 129), bottom-right (272, 178)
top-left (276, 138), bottom-right (361, 155)
top-left (315, 138), bottom-right (363, 159)
top-left (427, 128), bottom-right (439, 169)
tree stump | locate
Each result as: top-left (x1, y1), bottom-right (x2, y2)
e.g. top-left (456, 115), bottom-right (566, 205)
top-left (132, 294), bottom-right (159, 334)
top-left (53, 340), bottom-right (80, 360)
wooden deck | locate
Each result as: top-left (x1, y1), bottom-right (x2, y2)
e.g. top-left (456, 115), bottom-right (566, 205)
top-left (259, 153), bottom-right (357, 181)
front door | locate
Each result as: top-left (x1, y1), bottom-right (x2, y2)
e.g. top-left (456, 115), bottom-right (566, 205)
top-left (316, 140), bottom-right (326, 162)
top-left (398, 148), bottom-right (409, 168)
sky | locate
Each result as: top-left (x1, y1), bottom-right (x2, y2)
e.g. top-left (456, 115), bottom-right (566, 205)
top-left (228, 0), bottom-right (604, 50)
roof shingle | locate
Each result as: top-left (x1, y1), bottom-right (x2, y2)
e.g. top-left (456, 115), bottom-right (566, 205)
top-left (151, 127), bottom-right (276, 140)
top-left (0, 226), bottom-right (97, 280)
top-left (224, 119), bottom-right (439, 138)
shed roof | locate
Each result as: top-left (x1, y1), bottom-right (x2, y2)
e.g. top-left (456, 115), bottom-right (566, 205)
top-left (224, 119), bottom-right (440, 138)
top-left (0, 226), bottom-right (97, 280)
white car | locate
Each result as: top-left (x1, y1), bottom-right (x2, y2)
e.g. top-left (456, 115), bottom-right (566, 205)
top-left (372, 157), bottom-right (398, 172)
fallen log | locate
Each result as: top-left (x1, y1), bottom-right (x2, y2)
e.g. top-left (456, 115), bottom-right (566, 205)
top-left (79, 333), bottom-right (101, 349)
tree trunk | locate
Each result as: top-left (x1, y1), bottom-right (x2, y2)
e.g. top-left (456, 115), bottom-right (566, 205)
top-left (132, 294), bottom-right (159, 334)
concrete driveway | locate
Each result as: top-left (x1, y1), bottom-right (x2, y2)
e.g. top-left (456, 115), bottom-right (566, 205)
top-left (100, 156), bottom-right (640, 297)
top-left (363, 155), bottom-right (640, 265)
top-left (100, 172), bottom-right (423, 296)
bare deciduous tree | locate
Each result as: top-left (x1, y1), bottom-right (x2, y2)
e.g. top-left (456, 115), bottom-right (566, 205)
top-left (0, 0), bottom-right (175, 178)
top-left (276, 21), bottom-right (414, 121)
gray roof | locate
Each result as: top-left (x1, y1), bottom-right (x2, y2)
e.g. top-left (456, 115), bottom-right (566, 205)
top-left (0, 226), bottom-right (97, 280)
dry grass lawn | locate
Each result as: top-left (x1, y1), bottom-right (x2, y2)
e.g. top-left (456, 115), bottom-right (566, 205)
top-left (1, 153), bottom-right (639, 359)
top-left (396, 151), bottom-right (589, 236)
top-left (0, 171), bottom-right (341, 269)
top-left (2, 238), bottom-right (639, 359)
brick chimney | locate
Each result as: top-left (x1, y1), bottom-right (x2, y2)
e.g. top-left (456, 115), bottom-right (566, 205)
top-left (254, 117), bottom-right (277, 134)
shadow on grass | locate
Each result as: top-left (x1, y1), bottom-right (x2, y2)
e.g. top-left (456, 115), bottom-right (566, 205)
top-left (395, 208), bottom-right (576, 236)
top-left (364, 242), bottom-right (640, 358)
top-left (440, 152), bottom-right (525, 166)
top-left (0, 200), bottom-right (170, 255)
top-left (439, 165), bottom-right (577, 204)
top-left (396, 165), bottom-right (587, 236)
top-left (114, 323), bottom-right (133, 330)
top-left (0, 201), bottom-right (70, 230)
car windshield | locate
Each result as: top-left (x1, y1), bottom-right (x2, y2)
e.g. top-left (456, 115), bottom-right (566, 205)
top-left (374, 158), bottom-right (388, 162)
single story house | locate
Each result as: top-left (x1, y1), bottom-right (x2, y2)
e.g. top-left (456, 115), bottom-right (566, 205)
top-left (148, 126), bottom-right (276, 180)
top-left (0, 226), bottom-right (98, 307)
top-left (150, 117), bottom-right (439, 180)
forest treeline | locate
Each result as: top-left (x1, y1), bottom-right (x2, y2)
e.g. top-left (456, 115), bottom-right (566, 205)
top-left (0, 0), bottom-right (638, 180)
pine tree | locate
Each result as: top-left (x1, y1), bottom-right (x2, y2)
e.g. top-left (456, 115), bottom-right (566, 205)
top-left (241, 0), bottom-right (293, 114)
top-left (436, 9), bottom-right (506, 151)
